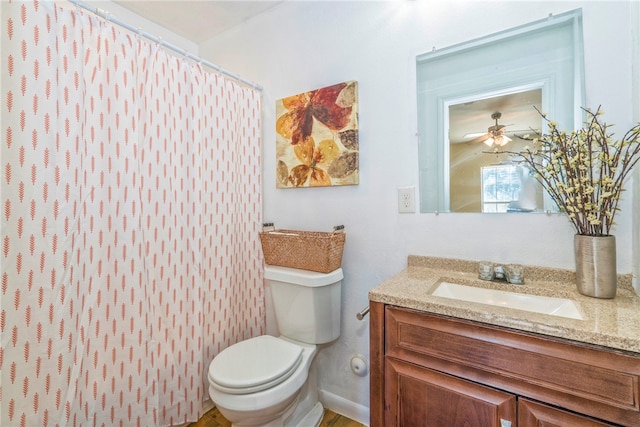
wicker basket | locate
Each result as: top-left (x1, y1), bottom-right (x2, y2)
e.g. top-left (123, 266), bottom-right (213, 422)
top-left (259, 224), bottom-right (345, 273)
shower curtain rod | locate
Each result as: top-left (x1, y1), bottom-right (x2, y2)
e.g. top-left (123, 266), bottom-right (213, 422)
top-left (68, 0), bottom-right (264, 91)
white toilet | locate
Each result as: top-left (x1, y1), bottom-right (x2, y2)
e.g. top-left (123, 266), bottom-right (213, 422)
top-left (207, 265), bottom-right (343, 427)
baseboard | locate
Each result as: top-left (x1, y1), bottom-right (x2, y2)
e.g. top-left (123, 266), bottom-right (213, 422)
top-left (202, 399), bottom-right (215, 414)
top-left (318, 389), bottom-right (370, 426)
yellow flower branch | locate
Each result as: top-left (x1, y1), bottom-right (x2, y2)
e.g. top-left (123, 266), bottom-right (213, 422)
top-left (499, 106), bottom-right (640, 236)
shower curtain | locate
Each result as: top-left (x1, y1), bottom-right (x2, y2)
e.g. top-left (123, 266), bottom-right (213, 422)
top-left (1, 2), bottom-right (264, 426)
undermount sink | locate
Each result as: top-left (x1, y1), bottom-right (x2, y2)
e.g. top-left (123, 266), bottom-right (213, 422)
top-left (432, 281), bottom-right (583, 320)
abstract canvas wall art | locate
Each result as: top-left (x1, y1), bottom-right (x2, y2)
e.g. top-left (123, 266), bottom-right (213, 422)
top-left (275, 81), bottom-right (359, 188)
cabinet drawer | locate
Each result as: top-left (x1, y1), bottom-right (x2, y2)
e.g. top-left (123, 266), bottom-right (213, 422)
top-left (385, 307), bottom-right (640, 426)
top-left (519, 399), bottom-right (615, 426)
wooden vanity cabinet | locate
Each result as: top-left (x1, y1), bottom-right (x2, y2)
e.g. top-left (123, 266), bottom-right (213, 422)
top-left (369, 302), bottom-right (640, 427)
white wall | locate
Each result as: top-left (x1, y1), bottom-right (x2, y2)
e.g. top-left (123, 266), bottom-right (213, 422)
top-left (632, 0), bottom-right (640, 294)
top-left (83, 1), bottom-right (199, 54)
top-left (200, 1), bottom-right (638, 422)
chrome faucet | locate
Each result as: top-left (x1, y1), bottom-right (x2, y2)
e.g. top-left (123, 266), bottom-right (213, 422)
top-left (479, 262), bottom-right (524, 284)
top-left (494, 265), bottom-right (506, 281)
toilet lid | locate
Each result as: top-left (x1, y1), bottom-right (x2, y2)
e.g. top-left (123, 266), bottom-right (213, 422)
top-left (209, 335), bottom-right (303, 395)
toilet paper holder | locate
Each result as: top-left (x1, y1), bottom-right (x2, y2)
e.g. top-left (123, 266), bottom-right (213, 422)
top-left (356, 305), bottom-right (370, 320)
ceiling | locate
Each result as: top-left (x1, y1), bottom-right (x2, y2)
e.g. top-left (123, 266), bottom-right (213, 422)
top-left (449, 90), bottom-right (543, 145)
top-left (113, 0), bottom-right (283, 42)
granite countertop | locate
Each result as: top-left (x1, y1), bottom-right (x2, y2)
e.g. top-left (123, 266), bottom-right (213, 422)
top-left (369, 255), bottom-right (640, 354)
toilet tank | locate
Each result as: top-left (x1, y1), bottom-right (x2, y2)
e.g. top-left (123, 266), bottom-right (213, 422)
top-left (265, 265), bottom-right (343, 345)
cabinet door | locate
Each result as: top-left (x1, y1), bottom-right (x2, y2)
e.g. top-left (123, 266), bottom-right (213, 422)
top-left (519, 399), bottom-right (615, 426)
top-left (386, 357), bottom-right (516, 427)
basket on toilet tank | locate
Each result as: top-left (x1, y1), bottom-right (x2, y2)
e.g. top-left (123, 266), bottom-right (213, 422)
top-left (259, 223), bottom-right (345, 273)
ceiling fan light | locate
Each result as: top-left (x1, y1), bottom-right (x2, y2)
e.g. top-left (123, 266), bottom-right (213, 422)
top-left (483, 138), bottom-right (494, 147)
top-left (496, 135), bottom-right (512, 146)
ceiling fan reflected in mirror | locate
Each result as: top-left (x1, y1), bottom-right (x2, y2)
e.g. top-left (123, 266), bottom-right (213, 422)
top-left (465, 111), bottom-right (512, 147)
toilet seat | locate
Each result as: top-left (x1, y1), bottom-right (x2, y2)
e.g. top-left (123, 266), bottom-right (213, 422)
top-left (209, 335), bottom-right (303, 395)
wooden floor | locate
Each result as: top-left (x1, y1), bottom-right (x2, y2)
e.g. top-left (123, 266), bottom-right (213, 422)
top-left (189, 406), bottom-right (364, 427)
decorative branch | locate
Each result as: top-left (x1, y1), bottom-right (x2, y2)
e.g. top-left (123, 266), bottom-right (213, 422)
top-left (498, 106), bottom-right (640, 236)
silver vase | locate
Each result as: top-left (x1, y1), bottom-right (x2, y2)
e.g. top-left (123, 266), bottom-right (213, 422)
top-left (574, 234), bottom-right (617, 299)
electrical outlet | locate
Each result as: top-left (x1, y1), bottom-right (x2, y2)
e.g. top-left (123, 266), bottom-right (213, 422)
top-left (398, 186), bottom-right (416, 213)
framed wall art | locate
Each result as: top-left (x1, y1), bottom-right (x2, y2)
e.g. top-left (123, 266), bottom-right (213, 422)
top-left (275, 81), bottom-right (359, 188)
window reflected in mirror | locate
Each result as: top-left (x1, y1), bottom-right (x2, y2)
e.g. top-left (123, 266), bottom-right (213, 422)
top-left (481, 164), bottom-right (541, 213)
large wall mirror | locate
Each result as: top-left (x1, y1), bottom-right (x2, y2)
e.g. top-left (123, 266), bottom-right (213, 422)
top-left (416, 9), bottom-right (585, 213)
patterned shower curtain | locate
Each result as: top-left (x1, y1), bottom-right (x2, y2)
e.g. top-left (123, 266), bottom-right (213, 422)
top-left (1, 2), bottom-right (264, 426)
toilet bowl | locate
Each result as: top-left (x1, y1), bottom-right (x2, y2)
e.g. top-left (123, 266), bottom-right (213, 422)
top-left (208, 336), bottom-right (318, 426)
top-left (207, 266), bottom-right (343, 427)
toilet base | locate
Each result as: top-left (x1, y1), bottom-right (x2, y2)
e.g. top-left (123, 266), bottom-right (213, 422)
top-left (223, 399), bottom-right (323, 427)
top-left (218, 391), bottom-right (298, 427)
top-left (285, 401), bottom-right (323, 427)
top-left (219, 377), bottom-right (324, 427)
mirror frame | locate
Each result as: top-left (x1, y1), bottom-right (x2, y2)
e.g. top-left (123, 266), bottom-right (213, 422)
top-left (416, 9), bottom-right (585, 213)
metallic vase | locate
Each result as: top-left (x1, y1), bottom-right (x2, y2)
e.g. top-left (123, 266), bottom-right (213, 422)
top-left (574, 234), bottom-right (617, 299)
